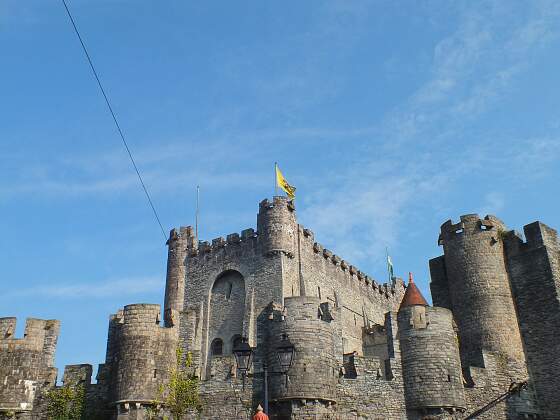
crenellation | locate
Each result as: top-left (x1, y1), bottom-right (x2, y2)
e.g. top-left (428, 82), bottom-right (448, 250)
top-left (0, 317), bottom-right (16, 339)
top-left (0, 317), bottom-right (60, 416)
top-left (211, 236), bottom-right (226, 248)
top-left (199, 240), bottom-right (211, 253)
top-left (226, 232), bottom-right (241, 244)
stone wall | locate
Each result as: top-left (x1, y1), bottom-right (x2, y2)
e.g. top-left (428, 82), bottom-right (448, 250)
top-left (0, 317), bottom-right (59, 416)
top-left (504, 222), bottom-right (560, 419)
top-left (208, 270), bottom-right (245, 359)
top-left (297, 225), bottom-right (405, 355)
top-left (336, 312), bottom-right (407, 420)
top-left (462, 351), bottom-right (537, 419)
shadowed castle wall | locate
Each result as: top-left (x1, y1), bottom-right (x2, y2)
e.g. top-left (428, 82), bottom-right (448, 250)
top-left (462, 351), bottom-right (538, 419)
top-left (504, 222), bottom-right (560, 419)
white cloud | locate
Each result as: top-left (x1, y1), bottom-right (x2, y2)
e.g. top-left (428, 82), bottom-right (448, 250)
top-left (6, 276), bottom-right (162, 299)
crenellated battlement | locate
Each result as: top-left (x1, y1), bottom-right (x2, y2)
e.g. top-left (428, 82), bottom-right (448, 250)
top-left (0, 317), bottom-right (60, 354)
top-left (119, 304), bottom-right (177, 334)
top-left (503, 221), bottom-right (559, 257)
top-left (0, 317), bottom-right (60, 413)
top-left (188, 228), bottom-right (259, 259)
top-left (300, 225), bottom-right (405, 299)
top-left (258, 196), bottom-right (296, 212)
top-left (439, 214), bottom-right (506, 244)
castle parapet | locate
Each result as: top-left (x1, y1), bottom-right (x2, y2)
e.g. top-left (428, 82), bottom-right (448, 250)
top-left (0, 317), bottom-right (60, 413)
top-left (308, 234), bottom-right (405, 299)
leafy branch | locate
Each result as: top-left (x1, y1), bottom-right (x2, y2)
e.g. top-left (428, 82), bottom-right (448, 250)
top-left (151, 345), bottom-right (202, 419)
top-left (45, 384), bottom-right (85, 420)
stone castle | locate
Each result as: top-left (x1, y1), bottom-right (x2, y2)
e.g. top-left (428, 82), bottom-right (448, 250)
top-left (1, 196), bottom-right (559, 419)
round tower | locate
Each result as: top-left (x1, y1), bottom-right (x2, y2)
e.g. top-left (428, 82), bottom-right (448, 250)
top-left (112, 304), bottom-right (177, 405)
top-left (164, 226), bottom-right (194, 327)
top-left (267, 296), bottom-right (337, 412)
top-left (257, 196), bottom-right (297, 257)
top-left (398, 275), bottom-right (466, 416)
top-left (439, 214), bottom-right (524, 366)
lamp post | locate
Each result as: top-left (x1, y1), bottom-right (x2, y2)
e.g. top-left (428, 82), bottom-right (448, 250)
top-left (233, 334), bottom-right (295, 416)
top-left (233, 337), bottom-right (253, 390)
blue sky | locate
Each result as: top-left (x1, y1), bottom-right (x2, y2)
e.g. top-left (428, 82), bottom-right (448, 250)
top-left (1, 0), bottom-right (559, 380)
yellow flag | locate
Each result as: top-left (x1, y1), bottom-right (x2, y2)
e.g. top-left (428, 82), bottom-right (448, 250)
top-left (276, 164), bottom-right (296, 199)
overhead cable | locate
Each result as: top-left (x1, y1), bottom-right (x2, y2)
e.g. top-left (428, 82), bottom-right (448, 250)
top-left (61, 0), bottom-right (167, 241)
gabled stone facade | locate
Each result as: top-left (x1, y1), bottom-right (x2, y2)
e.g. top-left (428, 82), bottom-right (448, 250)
top-left (1, 197), bottom-right (559, 419)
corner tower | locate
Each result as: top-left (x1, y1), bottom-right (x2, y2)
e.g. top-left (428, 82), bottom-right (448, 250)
top-left (164, 226), bottom-right (196, 327)
top-left (430, 214), bottom-right (525, 366)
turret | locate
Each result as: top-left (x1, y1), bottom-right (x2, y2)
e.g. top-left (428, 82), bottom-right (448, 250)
top-left (257, 196), bottom-right (297, 257)
top-left (110, 304), bottom-right (178, 412)
top-left (164, 226), bottom-right (195, 327)
top-left (398, 274), bottom-right (466, 417)
top-left (432, 214), bottom-right (525, 366)
top-left (267, 296), bottom-right (337, 416)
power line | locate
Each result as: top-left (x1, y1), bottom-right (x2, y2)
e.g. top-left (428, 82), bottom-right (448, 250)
top-left (61, 0), bottom-right (167, 241)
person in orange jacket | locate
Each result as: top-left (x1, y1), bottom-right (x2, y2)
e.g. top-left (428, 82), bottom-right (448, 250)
top-left (253, 404), bottom-right (269, 420)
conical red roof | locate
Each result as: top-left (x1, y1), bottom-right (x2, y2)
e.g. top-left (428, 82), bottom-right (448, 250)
top-left (399, 272), bottom-right (429, 311)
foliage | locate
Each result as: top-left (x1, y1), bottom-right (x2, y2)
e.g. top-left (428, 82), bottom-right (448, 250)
top-left (45, 384), bottom-right (86, 420)
top-left (153, 345), bottom-right (202, 420)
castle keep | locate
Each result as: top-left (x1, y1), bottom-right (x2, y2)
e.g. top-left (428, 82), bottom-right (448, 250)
top-left (1, 196), bottom-right (559, 419)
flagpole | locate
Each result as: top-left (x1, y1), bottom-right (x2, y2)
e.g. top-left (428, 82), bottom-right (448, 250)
top-left (274, 162), bottom-right (278, 197)
top-left (386, 247), bottom-right (390, 283)
top-left (195, 185), bottom-right (200, 239)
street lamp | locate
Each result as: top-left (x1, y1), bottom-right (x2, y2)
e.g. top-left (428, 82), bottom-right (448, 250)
top-left (276, 333), bottom-right (295, 374)
top-left (233, 337), bottom-right (253, 390)
top-left (232, 334), bottom-right (296, 416)
top-left (263, 334), bottom-right (296, 415)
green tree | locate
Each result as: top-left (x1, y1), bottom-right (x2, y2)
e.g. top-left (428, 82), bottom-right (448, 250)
top-left (155, 346), bottom-right (202, 420)
top-left (45, 384), bottom-right (85, 420)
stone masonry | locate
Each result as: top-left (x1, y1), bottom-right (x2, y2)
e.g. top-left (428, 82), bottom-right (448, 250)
top-left (1, 197), bottom-right (559, 419)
